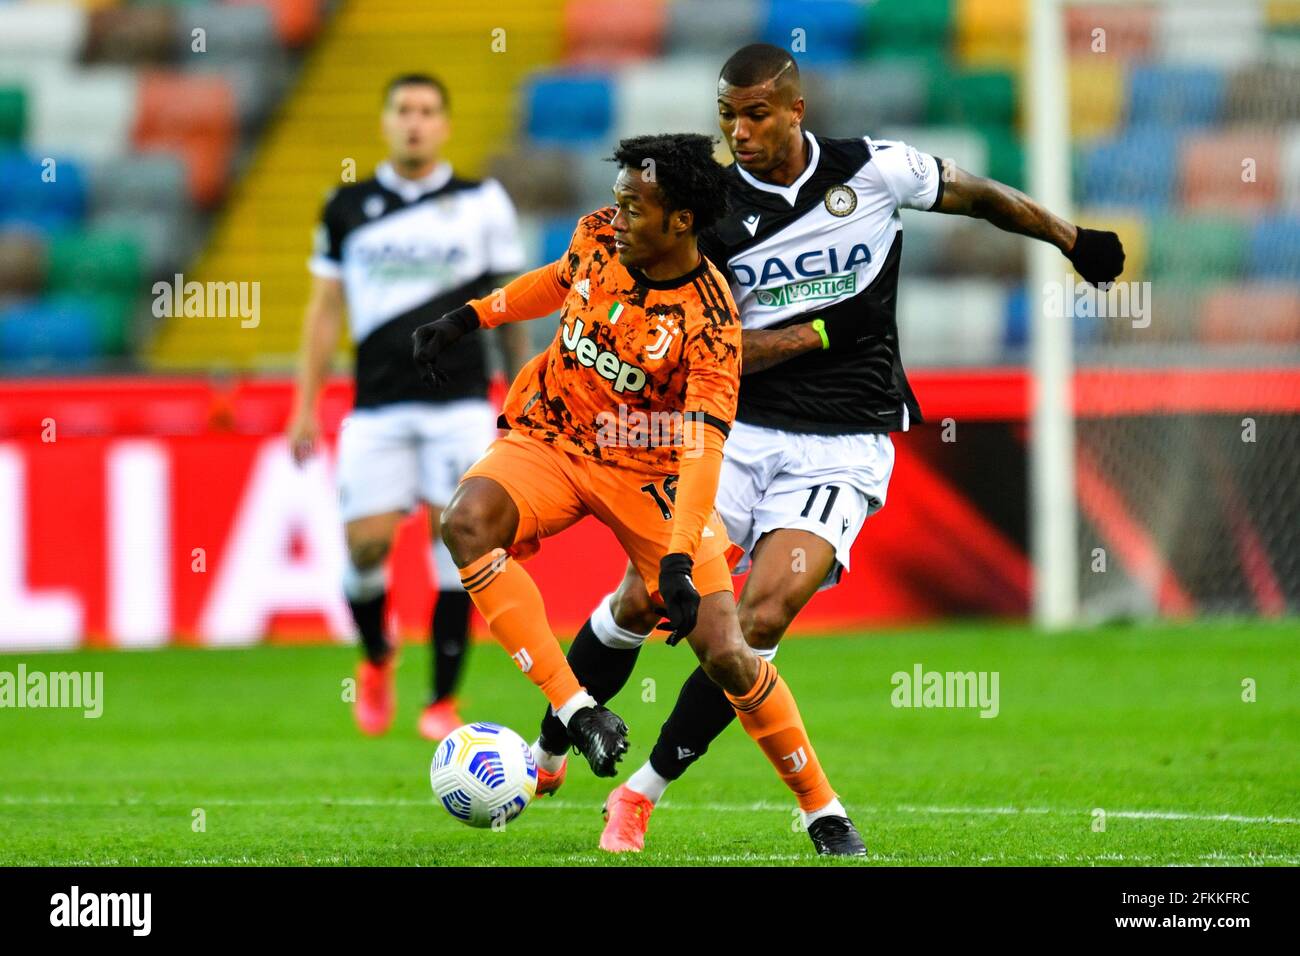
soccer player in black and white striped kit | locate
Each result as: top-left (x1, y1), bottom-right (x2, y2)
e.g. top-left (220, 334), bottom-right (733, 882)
top-left (288, 74), bottom-right (529, 739)
top-left (527, 44), bottom-right (1125, 853)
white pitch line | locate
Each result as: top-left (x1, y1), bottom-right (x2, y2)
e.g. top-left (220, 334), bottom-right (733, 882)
top-left (3, 794), bottom-right (1297, 825)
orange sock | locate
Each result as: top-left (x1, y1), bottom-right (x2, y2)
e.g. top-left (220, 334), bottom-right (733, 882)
top-left (726, 658), bottom-right (836, 812)
top-left (460, 548), bottom-right (583, 711)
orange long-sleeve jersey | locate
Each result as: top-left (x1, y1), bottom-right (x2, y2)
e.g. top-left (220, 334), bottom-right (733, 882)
top-left (467, 207), bottom-right (741, 557)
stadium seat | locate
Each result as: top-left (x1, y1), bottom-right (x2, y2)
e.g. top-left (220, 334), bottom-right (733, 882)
top-left (802, 61), bottom-right (929, 136)
top-left (0, 5), bottom-right (89, 71)
top-left (1002, 284), bottom-right (1029, 351)
top-left (1064, 4), bottom-right (1154, 59)
top-left (1223, 64), bottom-right (1300, 125)
top-left (1246, 215), bottom-right (1300, 279)
top-left (1075, 129), bottom-right (1178, 211)
top-left (0, 230), bottom-right (46, 297)
top-left (0, 87), bottom-right (25, 143)
top-left (524, 73), bottom-right (614, 145)
top-left (932, 68), bottom-right (1017, 128)
top-left (133, 72), bottom-right (238, 206)
top-left (0, 297), bottom-right (102, 364)
top-left (954, 0), bottom-right (1025, 70)
top-left (760, 0), bottom-right (867, 66)
top-left (613, 58), bottom-right (719, 141)
top-left (1146, 214), bottom-right (1247, 284)
top-left (96, 208), bottom-right (199, 277)
top-left (175, 3), bottom-right (280, 62)
top-left (1156, 2), bottom-right (1265, 68)
top-left (564, 0), bottom-right (666, 66)
top-left (863, 0), bottom-right (952, 59)
top-left (984, 126), bottom-right (1024, 191)
top-left (1067, 58), bottom-right (1124, 140)
top-left (88, 153), bottom-right (189, 217)
top-left (83, 6), bottom-right (177, 65)
top-left (45, 230), bottom-right (144, 298)
top-left (1180, 129), bottom-right (1280, 211)
top-left (0, 151), bottom-right (89, 231)
top-left (1199, 283), bottom-right (1300, 344)
top-left (26, 67), bottom-right (140, 163)
top-left (1126, 64), bottom-right (1225, 127)
top-left (230, 0), bottom-right (325, 48)
top-left (665, 0), bottom-right (760, 57)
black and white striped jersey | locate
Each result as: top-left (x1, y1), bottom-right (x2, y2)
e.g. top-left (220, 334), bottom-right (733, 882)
top-left (700, 132), bottom-right (944, 435)
top-left (309, 161), bottom-right (525, 408)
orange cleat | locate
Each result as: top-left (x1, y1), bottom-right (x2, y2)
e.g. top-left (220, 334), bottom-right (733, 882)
top-left (355, 658), bottom-right (396, 736)
top-left (535, 757), bottom-right (568, 797)
top-left (598, 784), bottom-right (655, 853)
top-left (418, 697), bottom-right (463, 742)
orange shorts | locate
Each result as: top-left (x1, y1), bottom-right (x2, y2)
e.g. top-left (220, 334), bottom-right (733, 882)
top-left (462, 430), bottom-right (738, 600)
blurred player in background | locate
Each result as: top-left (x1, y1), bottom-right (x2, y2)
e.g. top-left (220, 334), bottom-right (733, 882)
top-left (414, 133), bottom-right (868, 856)
top-left (287, 73), bottom-right (529, 740)
top-left (530, 44), bottom-right (1125, 852)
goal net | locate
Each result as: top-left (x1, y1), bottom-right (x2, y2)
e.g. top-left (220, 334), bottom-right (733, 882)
top-left (1043, 0), bottom-right (1300, 621)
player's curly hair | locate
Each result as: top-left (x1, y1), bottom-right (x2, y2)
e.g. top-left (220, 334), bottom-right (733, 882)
top-left (609, 133), bottom-right (730, 234)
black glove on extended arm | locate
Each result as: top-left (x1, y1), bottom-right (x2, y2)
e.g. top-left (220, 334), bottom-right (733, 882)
top-left (1067, 227), bottom-right (1125, 286)
top-left (412, 304), bottom-right (481, 389)
top-left (656, 552), bottom-right (699, 647)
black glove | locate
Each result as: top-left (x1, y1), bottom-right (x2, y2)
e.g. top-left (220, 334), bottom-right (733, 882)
top-left (412, 304), bottom-right (480, 389)
top-left (1067, 227), bottom-right (1125, 287)
top-left (655, 552), bottom-right (699, 646)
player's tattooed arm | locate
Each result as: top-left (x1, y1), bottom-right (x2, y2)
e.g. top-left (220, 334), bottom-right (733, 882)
top-left (933, 161), bottom-right (1076, 251)
top-left (740, 324), bottom-right (823, 375)
top-left (934, 161), bottom-right (1125, 285)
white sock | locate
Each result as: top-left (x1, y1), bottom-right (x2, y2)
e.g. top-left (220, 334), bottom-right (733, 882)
top-left (803, 797), bottom-right (847, 826)
top-left (555, 690), bottom-right (597, 726)
top-left (591, 592), bottom-right (652, 649)
top-left (531, 739), bottom-right (566, 773)
top-left (624, 762), bottom-right (670, 804)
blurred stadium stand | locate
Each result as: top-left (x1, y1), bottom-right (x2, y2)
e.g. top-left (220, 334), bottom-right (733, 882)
top-left (0, 0), bottom-right (323, 369)
top-left (0, 0), bottom-right (1297, 370)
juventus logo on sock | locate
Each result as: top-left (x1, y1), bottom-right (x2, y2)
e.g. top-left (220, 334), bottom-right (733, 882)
top-left (511, 648), bottom-right (534, 673)
top-left (782, 747), bottom-right (808, 773)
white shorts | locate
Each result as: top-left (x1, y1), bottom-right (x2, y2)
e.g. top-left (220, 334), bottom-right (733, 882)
top-left (716, 420), bottom-right (895, 590)
top-left (336, 399), bottom-right (497, 523)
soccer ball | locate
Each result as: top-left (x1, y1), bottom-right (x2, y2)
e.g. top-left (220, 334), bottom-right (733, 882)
top-left (429, 722), bottom-right (538, 829)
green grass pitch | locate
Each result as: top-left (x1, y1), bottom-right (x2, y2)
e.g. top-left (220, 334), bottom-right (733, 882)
top-left (2, 621), bottom-right (1296, 866)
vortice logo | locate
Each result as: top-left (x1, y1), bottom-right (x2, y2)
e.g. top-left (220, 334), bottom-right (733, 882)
top-left (50, 886), bottom-right (151, 936)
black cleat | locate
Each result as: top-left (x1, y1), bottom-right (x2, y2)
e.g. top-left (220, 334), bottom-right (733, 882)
top-left (807, 815), bottom-right (868, 857)
top-left (565, 705), bottom-right (629, 777)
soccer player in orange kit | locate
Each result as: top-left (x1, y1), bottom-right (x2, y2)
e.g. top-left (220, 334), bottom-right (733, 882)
top-left (412, 133), bottom-right (866, 855)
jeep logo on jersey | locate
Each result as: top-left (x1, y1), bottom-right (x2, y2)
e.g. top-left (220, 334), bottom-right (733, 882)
top-left (560, 318), bottom-right (647, 393)
top-left (734, 242), bottom-right (873, 308)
